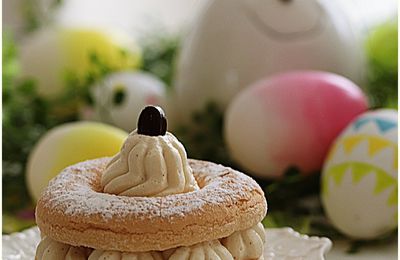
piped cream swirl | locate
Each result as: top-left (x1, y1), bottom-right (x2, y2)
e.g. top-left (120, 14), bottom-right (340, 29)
top-left (221, 223), bottom-right (266, 260)
top-left (164, 240), bottom-right (233, 260)
top-left (101, 130), bottom-right (199, 197)
top-left (88, 250), bottom-right (163, 260)
top-left (36, 237), bottom-right (91, 260)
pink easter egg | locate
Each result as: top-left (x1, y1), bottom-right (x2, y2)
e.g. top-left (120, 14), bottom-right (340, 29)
top-left (224, 71), bottom-right (368, 179)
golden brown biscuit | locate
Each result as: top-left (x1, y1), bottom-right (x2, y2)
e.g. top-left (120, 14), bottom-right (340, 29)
top-left (36, 158), bottom-right (267, 252)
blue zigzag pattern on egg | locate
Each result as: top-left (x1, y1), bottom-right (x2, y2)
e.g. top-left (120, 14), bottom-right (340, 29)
top-left (353, 117), bottom-right (397, 133)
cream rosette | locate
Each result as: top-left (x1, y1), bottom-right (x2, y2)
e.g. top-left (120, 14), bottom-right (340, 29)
top-left (88, 250), bottom-right (163, 260)
top-left (101, 130), bottom-right (199, 197)
top-left (163, 240), bottom-right (233, 260)
top-left (36, 237), bottom-right (91, 260)
top-left (221, 223), bottom-right (266, 260)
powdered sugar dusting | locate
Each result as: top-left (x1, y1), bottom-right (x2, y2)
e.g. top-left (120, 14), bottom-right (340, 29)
top-left (39, 158), bottom-right (265, 222)
top-left (40, 158), bottom-right (160, 221)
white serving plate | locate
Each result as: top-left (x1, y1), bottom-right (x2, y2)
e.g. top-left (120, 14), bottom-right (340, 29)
top-left (2, 226), bottom-right (332, 260)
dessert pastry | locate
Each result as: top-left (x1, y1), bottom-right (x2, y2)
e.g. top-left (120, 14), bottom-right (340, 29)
top-left (35, 106), bottom-right (268, 260)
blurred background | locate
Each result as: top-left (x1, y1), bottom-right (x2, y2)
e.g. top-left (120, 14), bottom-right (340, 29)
top-left (2, 0), bottom-right (398, 255)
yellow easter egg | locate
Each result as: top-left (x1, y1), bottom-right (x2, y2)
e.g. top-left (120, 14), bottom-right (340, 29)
top-left (27, 122), bottom-right (128, 201)
top-left (20, 27), bottom-right (141, 98)
top-left (321, 109), bottom-right (397, 239)
top-left (60, 29), bottom-right (141, 79)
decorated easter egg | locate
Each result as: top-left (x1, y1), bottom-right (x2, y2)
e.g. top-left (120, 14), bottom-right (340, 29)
top-left (27, 122), bottom-right (127, 201)
top-left (321, 109), bottom-right (398, 239)
top-left (224, 71), bottom-right (368, 178)
top-left (19, 27), bottom-right (141, 98)
top-left (87, 71), bottom-right (166, 131)
top-left (174, 0), bottom-right (365, 123)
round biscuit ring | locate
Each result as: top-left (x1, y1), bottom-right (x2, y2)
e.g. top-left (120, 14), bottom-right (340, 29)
top-left (36, 158), bottom-right (267, 252)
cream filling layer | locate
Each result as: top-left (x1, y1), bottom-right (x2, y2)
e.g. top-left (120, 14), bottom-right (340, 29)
top-left (36, 223), bottom-right (265, 260)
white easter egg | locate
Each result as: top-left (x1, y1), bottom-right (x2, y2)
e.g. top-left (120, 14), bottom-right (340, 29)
top-left (89, 72), bottom-right (166, 131)
top-left (173, 0), bottom-right (365, 123)
top-left (321, 109), bottom-right (398, 239)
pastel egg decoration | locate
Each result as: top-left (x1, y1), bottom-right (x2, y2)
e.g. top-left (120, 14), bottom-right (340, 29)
top-left (224, 71), bottom-right (368, 179)
top-left (19, 26), bottom-right (141, 98)
top-left (174, 0), bottom-right (365, 123)
top-left (27, 122), bottom-right (128, 201)
top-left (87, 71), bottom-right (166, 132)
top-left (321, 109), bottom-right (398, 239)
